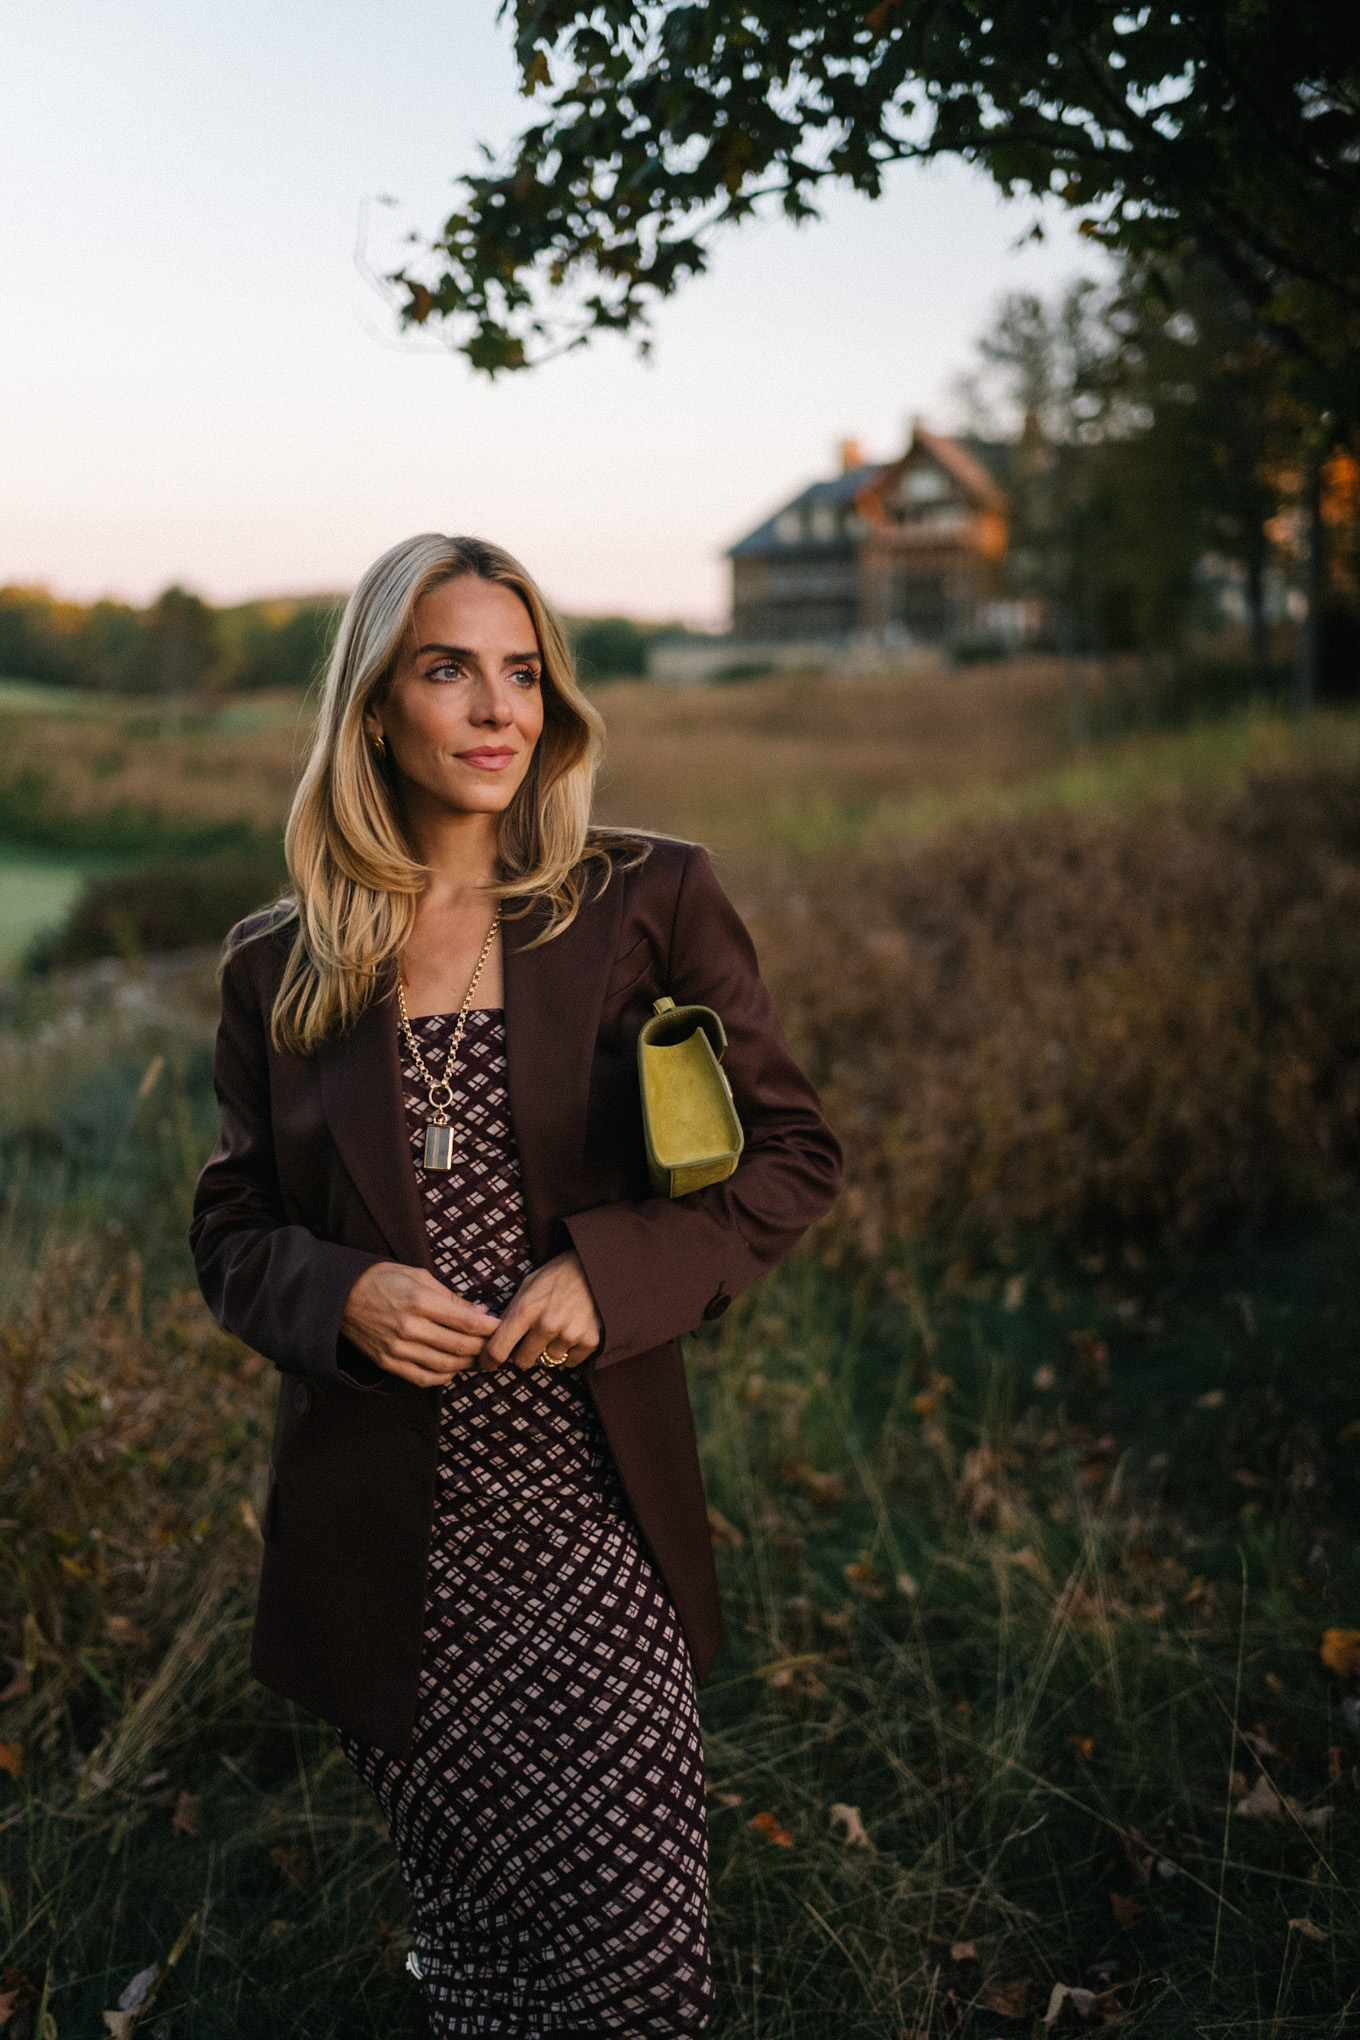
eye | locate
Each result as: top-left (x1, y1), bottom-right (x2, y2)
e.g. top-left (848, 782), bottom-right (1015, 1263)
top-left (426, 657), bottom-right (465, 683)
top-left (509, 665), bottom-right (541, 689)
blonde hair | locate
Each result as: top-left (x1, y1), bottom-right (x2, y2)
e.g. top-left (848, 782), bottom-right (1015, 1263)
top-left (233, 533), bottom-right (633, 1055)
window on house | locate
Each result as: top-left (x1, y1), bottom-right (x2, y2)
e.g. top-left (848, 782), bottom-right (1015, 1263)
top-left (776, 510), bottom-right (803, 542)
top-left (901, 466), bottom-right (948, 503)
top-left (809, 504), bottom-right (837, 541)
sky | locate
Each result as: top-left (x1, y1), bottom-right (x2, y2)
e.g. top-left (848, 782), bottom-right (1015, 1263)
top-left (2, 1), bottom-right (1105, 626)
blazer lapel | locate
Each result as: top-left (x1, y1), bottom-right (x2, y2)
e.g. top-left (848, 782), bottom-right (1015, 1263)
top-left (504, 878), bottom-right (624, 1262)
top-left (318, 981), bottom-right (432, 1269)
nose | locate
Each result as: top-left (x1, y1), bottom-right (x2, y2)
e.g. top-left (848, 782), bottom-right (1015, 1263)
top-left (467, 674), bottom-right (514, 727)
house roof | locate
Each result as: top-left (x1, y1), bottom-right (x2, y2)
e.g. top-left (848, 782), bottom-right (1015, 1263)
top-left (727, 464), bottom-right (886, 558)
top-left (910, 428), bottom-right (1008, 509)
top-left (728, 432), bottom-right (1010, 559)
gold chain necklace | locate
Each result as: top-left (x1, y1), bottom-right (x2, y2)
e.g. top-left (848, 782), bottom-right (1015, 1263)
top-left (397, 912), bottom-right (502, 1172)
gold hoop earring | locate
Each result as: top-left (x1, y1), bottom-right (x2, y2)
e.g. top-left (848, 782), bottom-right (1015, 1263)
top-left (371, 733), bottom-right (387, 759)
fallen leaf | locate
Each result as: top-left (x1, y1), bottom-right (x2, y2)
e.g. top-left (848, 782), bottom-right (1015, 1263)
top-left (1003, 1275), bottom-right (1027, 1312)
top-left (1119, 1827), bottom-right (1157, 1883)
top-left (1109, 1893), bottom-right (1143, 1928)
top-left (828, 1802), bottom-right (872, 1849)
top-left (103, 2015), bottom-right (133, 2037)
top-left (896, 1570), bottom-right (919, 1598)
top-left (804, 1470), bottom-right (846, 1508)
top-left (1010, 1546), bottom-right (1049, 1582)
top-left (711, 1791), bottom-right (743, 1807)
top-left (1288, 1917), bottom-right (1327, 1942)
top-left (950, 1939), bottom-right (976, 1962)
top-left (844, 1560), bottom-right (888, 1601)
top-left (1320, 1628), bottom-right (1360, 1678)
top-left (1234, 1775), bottom-right (1282, 1819)
top-left (171, 1791), bottom-right (200, 1838)
top-left (0, 1744), bottom-right (22, 1781)
top-left (982, 1978), bottom-right (1033, 2016)
top-left (238, 1496), bottom-right (262, 1538)
top-left (1067, 1330), bottom-right (1108, 1384)
top-left (1196, 1389), bottom-right (1225, 1409)
top-left (1240, 1727), bottom-right (1283, 1761)
top-left (1032, 1365), bottom-right (1056, 1390)
top-left (1298, 1803), bottom-right (1332, 1829)
top-left (1043, 1982), bottom-right (1101, 2025)
top-left (118, 1962), bottom-right (160, 2011)
top-left (706, 1507), bottom-right (744, 1550)
top-left (104, 1615), bottom-right (149, 1648)
top-left (1067, 1735), bottom-right (1095, 1764)
top-left (749, 1811), bottom-right (793, 1848)
top-left (270, 1844), bottom-right (312, 1888)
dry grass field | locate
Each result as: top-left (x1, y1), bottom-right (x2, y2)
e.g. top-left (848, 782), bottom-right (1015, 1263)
top-left (2, 665), bottom-right (1359, 2035)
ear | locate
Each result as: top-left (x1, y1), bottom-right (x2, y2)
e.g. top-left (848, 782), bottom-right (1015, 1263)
top-left (362, 704), bottom-right (384, 741)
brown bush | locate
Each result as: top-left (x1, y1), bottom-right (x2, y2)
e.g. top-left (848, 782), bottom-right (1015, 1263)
top-left (748, 760), bottom-right (1360, 1251)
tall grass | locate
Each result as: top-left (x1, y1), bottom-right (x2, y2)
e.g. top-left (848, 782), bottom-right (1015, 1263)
top-left (2, 738), bottom-right (1359, 2033)
top-left (1, 1217), bottom-right (1356, 2035)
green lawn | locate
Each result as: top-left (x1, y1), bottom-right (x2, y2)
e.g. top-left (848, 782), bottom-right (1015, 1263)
top-left (0, 848), bottom-right (102, 968)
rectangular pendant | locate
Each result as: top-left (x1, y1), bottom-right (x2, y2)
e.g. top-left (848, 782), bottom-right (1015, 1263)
top-left (423, 1123), bottom-right (455, 1172)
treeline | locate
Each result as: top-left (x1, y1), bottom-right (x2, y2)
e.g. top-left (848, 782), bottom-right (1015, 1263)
top-left (0, 584), bottom-right (690, 694)
top-left (0, 585), bottom-right (341, 696)
top-left (970, 257), bottom-right (1360, 692)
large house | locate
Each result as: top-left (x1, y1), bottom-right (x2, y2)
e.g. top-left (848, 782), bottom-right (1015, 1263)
top-left (728, 426), bottom-right (1011, 649)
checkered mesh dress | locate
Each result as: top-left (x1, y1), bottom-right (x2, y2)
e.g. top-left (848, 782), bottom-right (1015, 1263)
top-left (342, 1009), bottom-right (714, 2037)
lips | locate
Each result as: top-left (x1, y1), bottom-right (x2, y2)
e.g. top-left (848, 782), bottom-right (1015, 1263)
top-left (456, 747), bottom-right (516, 768)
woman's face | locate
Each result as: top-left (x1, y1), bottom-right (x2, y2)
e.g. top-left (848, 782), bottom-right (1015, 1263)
top-left (368, 574), bottom-right (546, 819)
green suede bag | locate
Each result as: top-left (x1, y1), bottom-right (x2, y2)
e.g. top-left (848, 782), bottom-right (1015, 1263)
top-left (637, 996), bottom-right (745, 1198)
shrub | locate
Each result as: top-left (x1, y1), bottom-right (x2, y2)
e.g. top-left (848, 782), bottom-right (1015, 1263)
top-left (752, 758), bottom-right (1360, 1252)
top-left (33, 852), bottom-right (286, 968)
top-left (570, 615), bottom-right (649, 681)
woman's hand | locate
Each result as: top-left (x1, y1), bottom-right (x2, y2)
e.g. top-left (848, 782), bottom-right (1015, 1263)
top-left (480, 1250), bottom-right (602, 1373)
top-left (341, 1263), bottom-right (500, 1388)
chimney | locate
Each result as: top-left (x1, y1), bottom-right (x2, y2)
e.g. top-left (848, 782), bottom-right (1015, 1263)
top-left (839, 437), bottom-right (864, 474)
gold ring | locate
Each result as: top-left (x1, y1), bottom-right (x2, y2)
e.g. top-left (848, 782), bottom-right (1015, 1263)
top-left (538, 1345), bottom-right (572, 1369)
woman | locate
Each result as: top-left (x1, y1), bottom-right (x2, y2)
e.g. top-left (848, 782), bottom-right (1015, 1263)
top-left (191, 534), bottom-right (841, 2037)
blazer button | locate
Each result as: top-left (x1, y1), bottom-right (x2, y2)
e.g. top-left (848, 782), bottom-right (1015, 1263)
top-left (293, 1382), bottom-right (312, 1416)
top-left (702, 1293), bottom-right (730, 1322)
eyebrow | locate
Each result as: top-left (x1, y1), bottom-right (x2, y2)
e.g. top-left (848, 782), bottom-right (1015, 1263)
top-left (414, 641), bottom-right (541, 665)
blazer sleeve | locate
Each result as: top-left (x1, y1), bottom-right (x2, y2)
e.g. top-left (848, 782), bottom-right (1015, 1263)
top-left (564, 845), bottom-right (842, 1370)
top-left (189, 943), bottom-right (384, 1383)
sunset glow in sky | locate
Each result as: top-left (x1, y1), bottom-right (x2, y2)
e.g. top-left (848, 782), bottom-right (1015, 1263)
top-left (3, 1), bottom-right (1104, 624)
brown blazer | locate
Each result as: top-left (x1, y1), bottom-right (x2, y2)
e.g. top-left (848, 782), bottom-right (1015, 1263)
top-left (191, 837), bottom-right (842, 1754)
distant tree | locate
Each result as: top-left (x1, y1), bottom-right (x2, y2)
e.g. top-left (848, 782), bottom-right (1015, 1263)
top-left (146, 586), bottom-right (218, 698)
top-left (392, 0), bottom-right (1357, 411)
top-left (968, 262), bottom-right (1308, 667)
top-left (569, 615), bottom-right (649, 681)
top-left (79, 601), bottom-right (152, 692)
top-left (215, 599), bottom-right (340, 693)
